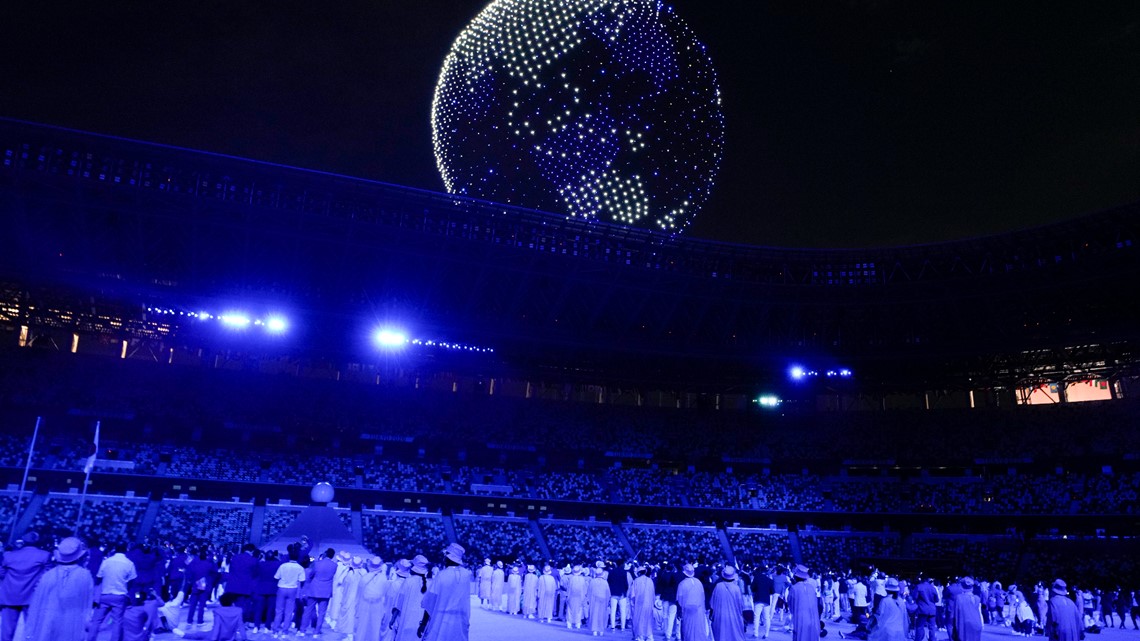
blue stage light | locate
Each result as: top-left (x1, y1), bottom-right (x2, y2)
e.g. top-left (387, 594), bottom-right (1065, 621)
top-left (219, 313), bottom-right (252, 329)
top-left (789, 365), bottom-right (806, 381)
top-left (265, 316), bottom-right (288, 333)
top-left (374, 328), bottom-right (409, 349)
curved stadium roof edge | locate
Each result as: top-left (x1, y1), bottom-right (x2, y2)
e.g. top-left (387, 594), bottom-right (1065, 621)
top-left (3, 116), bottom-right (1136, 262)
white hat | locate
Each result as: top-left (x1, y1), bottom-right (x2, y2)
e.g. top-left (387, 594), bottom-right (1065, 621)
top-left (444, 543), bottom-right (466, 564)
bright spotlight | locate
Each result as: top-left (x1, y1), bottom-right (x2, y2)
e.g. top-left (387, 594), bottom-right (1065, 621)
top-left (219, 313), bottom-right (252, 329)
top-left (757, 394), bottom-right (782, 408)
top-left (788, 365), bottom-right (806, 381)
top-left (839, 368), bottom-right (853, 378)
top-left (265, 316), bottom-right (288, 333)
top-left (375, 328), bottom-right (409, 349)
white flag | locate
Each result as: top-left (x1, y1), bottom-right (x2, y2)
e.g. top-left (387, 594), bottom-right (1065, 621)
top-left (83, 422), bottom-right (100, 474)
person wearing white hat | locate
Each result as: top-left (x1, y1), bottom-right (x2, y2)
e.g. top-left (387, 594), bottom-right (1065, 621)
top-left (490, 561), bottom-right (506, 612)
top-left (711, 565), bottom-right (748, 641)
top-left (522, 565), bottom-right (539, 619)
top-left (676, 564), bottom-right (710, 641)
top-left (353, 558), bottom-right (389, 641)
top-left (24, 537), bottom-right (93, 641)
top-left (477, 559), bottom-right (493, 609)
top-left (949, 578), bottom-right (983, 641)
top-left (1045, 580), bottom-right (1082, 641)
top-left (420, 543), bottom-right (472, 641)
top-left (334, 556), bottom-right (365, 637)
top-left (506, 565), bottom-right (523, 615)
top-left (537, 566), bottom-right (558, 624)
top-left (867, 578), bottom-right (907, 641)
top-left (628, 565), bottom-right (656, 641)
top-left (587, 567), bottom-right (612, 636)
top-left (327, 551), bottom-right (354, 631)
top-left (787, 565), bottom-right (819, 641)
top-left (392, 556), bottom-right (430, 641)
top-left (564, 564), bottom-right (589, 630)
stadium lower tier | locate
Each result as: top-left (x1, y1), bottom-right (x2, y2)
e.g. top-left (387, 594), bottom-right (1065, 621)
top-left (3, 486), bottom-right (1138, 587)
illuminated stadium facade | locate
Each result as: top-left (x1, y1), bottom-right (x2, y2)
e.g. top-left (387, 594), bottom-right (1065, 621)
top-left (431, 0), bottom-right (724, 235)
top-left (2, 118), bottom-right (1139, 405)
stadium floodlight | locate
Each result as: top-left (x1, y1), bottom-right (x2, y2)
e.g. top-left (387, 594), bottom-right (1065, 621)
top-left (757, 394), bottom-right (782, 408)
top-left (788, 365), bottom-right (806, 381)
top-left (265, 316), bottom-right (288, 333)
top-left (218, 313), bottom-right (252, 329)
top-left (374, 328), bottom-right (409, 349)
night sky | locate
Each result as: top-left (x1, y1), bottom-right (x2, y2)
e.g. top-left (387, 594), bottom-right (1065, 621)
top-left (2, 1), bottom-right (1137, 248)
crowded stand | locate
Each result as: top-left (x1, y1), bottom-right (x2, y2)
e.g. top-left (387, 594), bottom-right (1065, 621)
top-left (527, 471), bottom-right (607, 503)
top-left (3, 299), bottom-right (1140, 641)
top-left (6, 350), bottom-right (1140, 473)
top-left (798, 531), bottom-right (901, 574)
top-left (359, 510), bottom-right (446, 560)
top-left (150, 500), bottom-right (255, 550)
top-left (727, 528), bottom-right (793, 566)
top-left (541, 521), bottom-right (626, 561)
top-left (26, 493), bottom-right (148, 543)
top-left (259, 506), bottom-right (303, 544)
top-left (910, 534), bottom-right (1021, 580)
top-left (453, 515), bottom-right (545, 561)
top-left (623, 524), bottom-right (723, 565)
top-left (1022, 537), bottom-right (1140, 589)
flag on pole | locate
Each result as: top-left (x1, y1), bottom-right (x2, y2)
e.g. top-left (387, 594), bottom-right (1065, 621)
top-left (83, 422), bottom-right (100, 475)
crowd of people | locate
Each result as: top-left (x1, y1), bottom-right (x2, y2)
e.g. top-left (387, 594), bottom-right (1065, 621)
top-left (0, 532), bottom-right (473, 641)
top-left (6, 490), bottom-right (1139, 598)
top-left (6, 425), bottom-right (1140, 518)
top-left (3, 349), bottom-right (1140, 476)
top-left (4, 524), bottom-right (1140, 641)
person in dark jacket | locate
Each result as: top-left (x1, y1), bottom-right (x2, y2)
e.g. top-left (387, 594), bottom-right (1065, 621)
top-left (253, 551), bottom-right (282, 633)
top-left (1045, 580), bottom-right (1083, 641)
top-left (226, 544), bottom-right (259, 624)
top-left (913, 576), bottom-right (939, 641)
top-left (751, 566), bottom-right (776, 639)
top-left (658, 561), bottom-right (682, 641)
top-left (607, 560), bottom-right (630, 630)
top-left (0, 532), bottom-right (52, 641)
top-left (184, 547), bottom-right (218, 629)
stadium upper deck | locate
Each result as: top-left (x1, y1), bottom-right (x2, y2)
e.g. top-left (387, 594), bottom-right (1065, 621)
top-left (2, 118), bottom-right (1138, 390)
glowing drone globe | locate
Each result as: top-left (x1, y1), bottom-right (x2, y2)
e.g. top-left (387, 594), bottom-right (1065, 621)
top-left (432, 0), bottom-right (725, 235)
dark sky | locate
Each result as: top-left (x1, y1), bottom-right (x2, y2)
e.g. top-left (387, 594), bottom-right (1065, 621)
top-left (2, 1), bottom-right (1137, 248)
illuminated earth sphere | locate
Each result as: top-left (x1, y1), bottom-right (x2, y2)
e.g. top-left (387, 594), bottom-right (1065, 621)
top-left (310, 482), bottom-right (335, 503)
top-left (432, 0), bottom-right (725, 235)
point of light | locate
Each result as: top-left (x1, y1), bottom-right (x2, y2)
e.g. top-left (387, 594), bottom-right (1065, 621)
top-left (266, 317), bottom-right (288, 333)
top-left (757, 394), bottom-right (781, 408)
top-left (219, 313), bottom-right (252, 329)
top-left (789, 365), bottom-right (806, 381)
top-left (375, 329), bottom-right (409, 348)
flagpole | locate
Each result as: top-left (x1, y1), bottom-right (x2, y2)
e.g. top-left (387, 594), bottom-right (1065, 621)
top-left (75, 420), bottom-right (100, 537)
top-left (8, 416), bottom-right (40, 546)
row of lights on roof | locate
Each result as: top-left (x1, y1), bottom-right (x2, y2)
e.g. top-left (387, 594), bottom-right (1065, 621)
top-left (147, 309), bottom-right (494, 353)
top-left (789, 365), bottom-right (853, 381)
